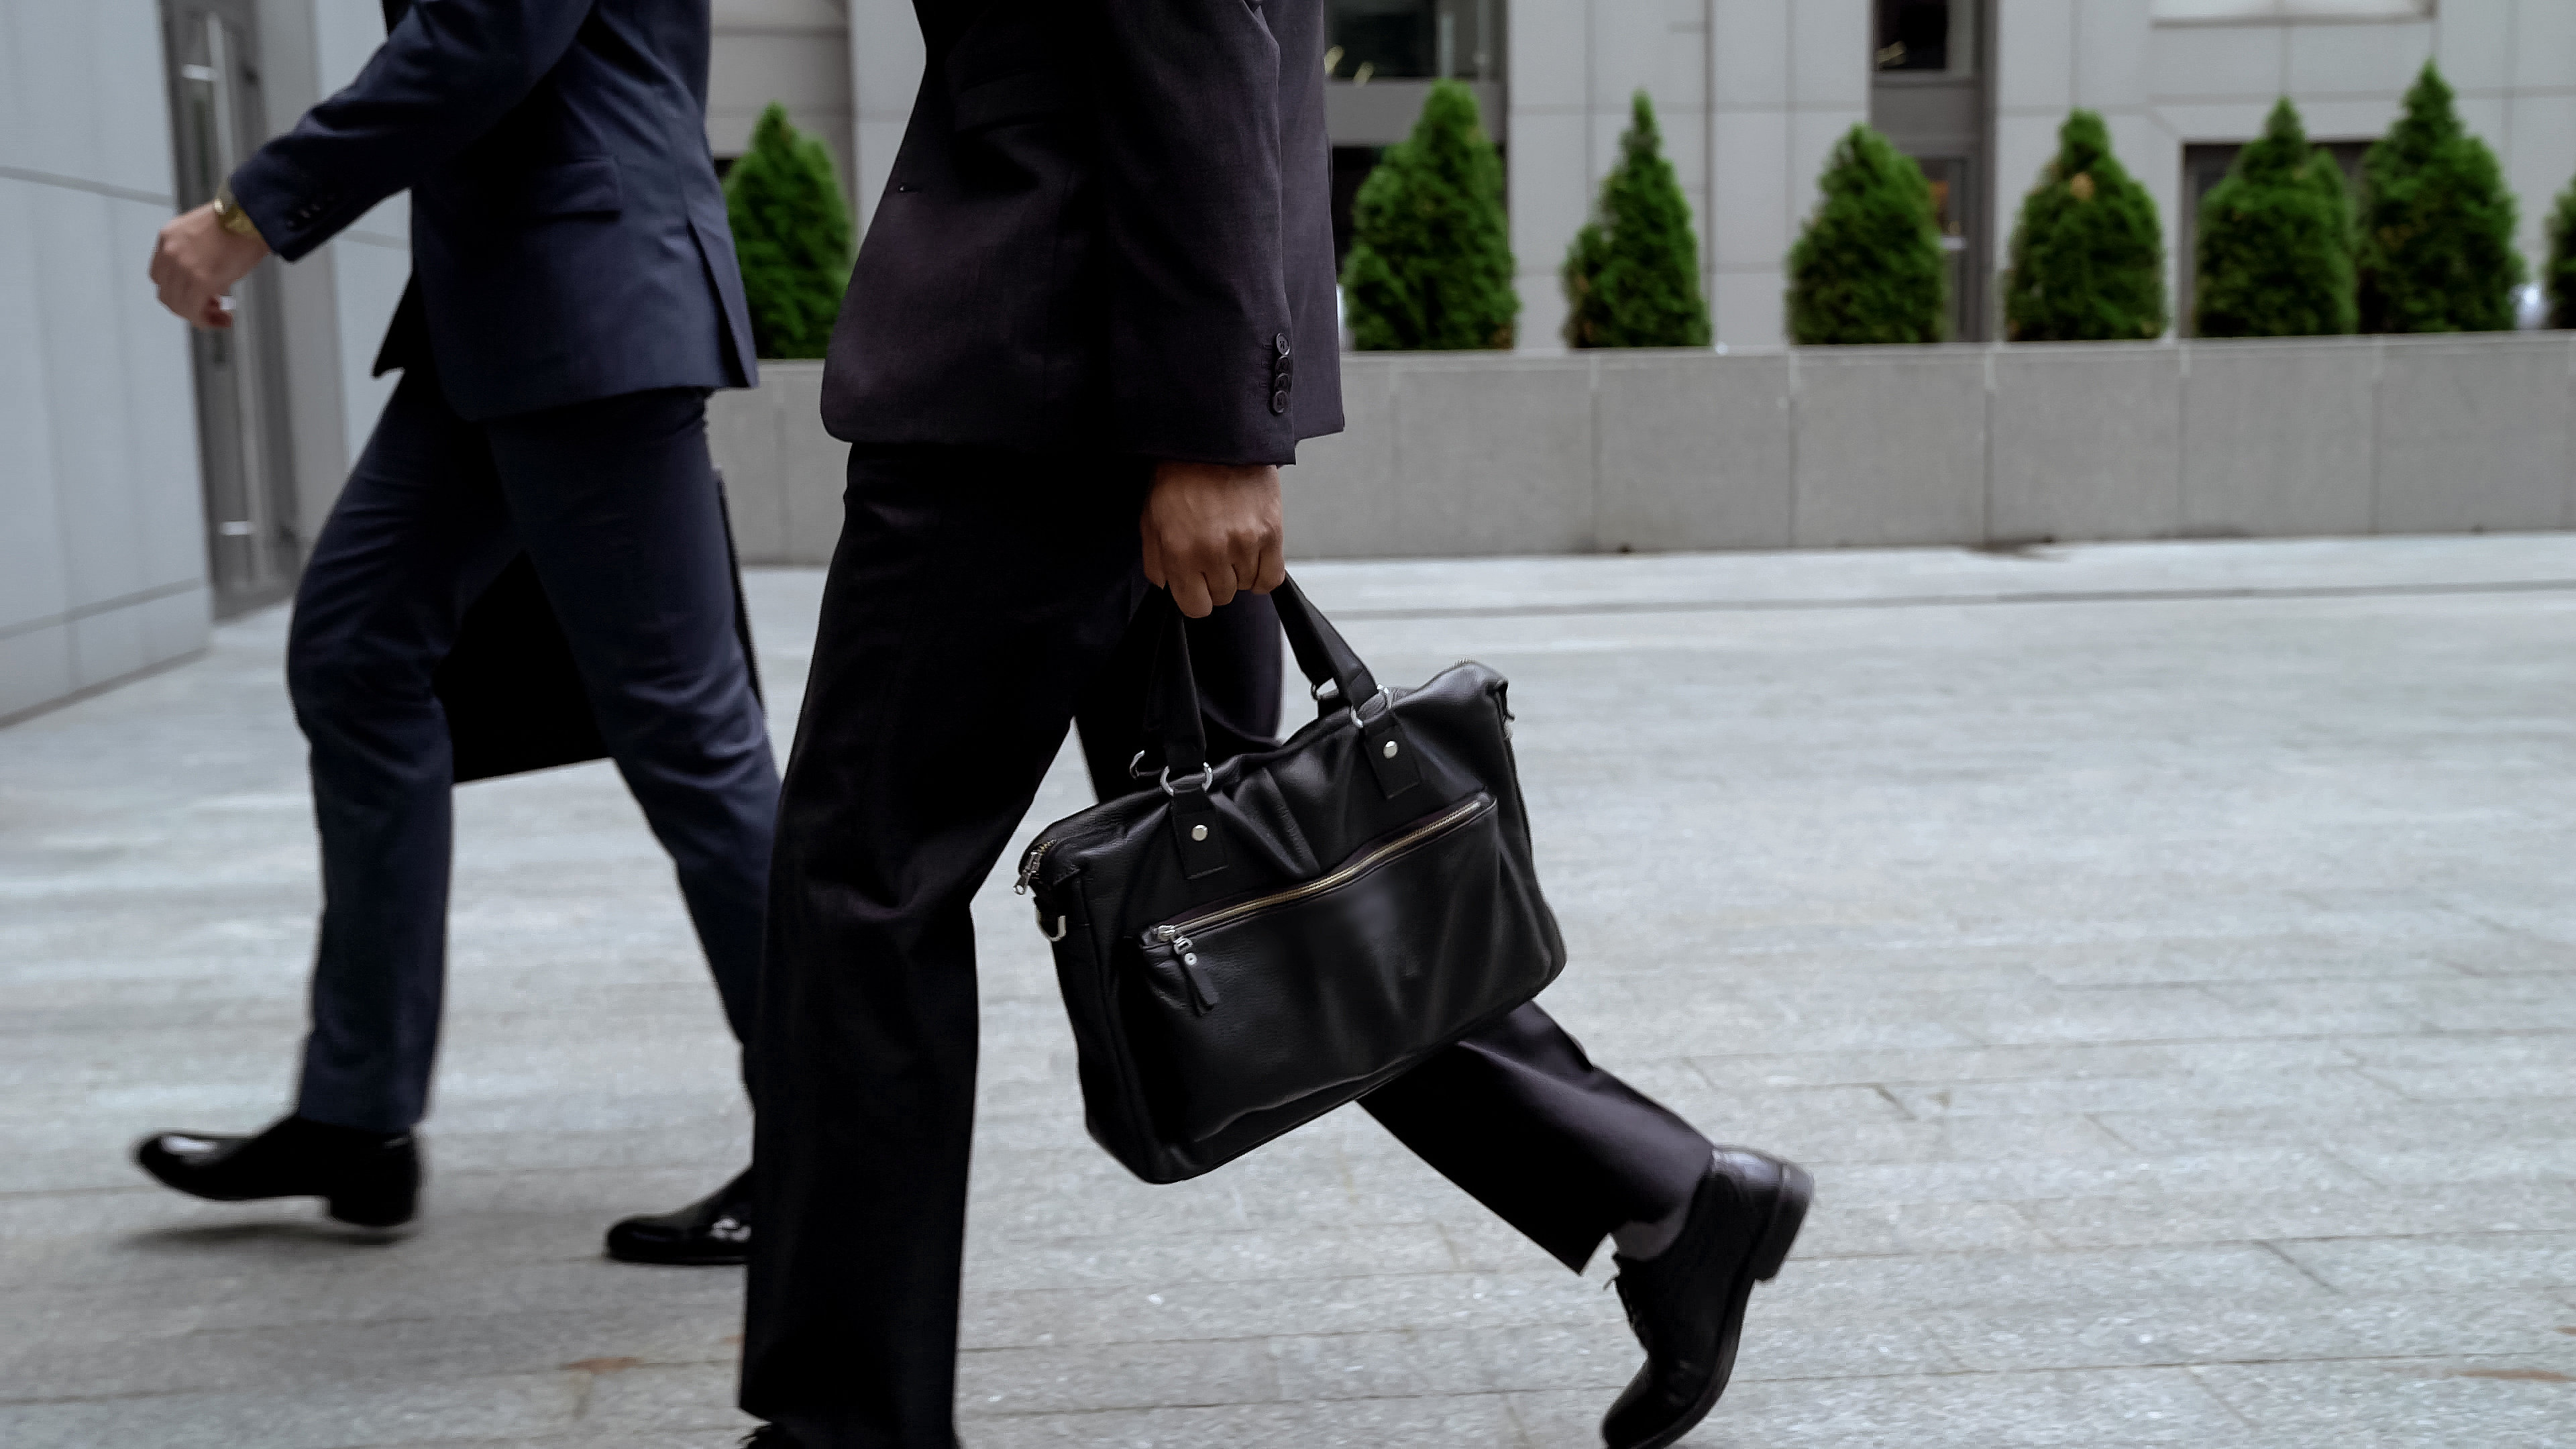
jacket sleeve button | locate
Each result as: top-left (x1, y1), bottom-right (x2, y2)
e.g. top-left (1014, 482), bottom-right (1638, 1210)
top-left (1271, 388), bottom-right (1291, 415)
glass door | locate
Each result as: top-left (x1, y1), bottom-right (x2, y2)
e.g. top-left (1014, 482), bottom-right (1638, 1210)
top-left (162, 0), bottom-right (301, 616)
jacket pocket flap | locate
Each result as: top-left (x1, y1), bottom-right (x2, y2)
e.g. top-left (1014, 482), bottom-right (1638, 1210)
top-left (953, 70), bottom-right (1071, 133)
top-left (516, 157), bottom-right (623, 217)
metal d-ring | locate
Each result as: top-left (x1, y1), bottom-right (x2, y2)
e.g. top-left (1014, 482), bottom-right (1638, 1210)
top-left (1044, 914), bottom-right (1069, 943)
top-left (1159, 763), bottom-right (1216, 796)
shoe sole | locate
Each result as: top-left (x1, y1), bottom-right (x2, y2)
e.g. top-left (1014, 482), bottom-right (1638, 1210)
top-left (1622, 1155), bottom-right (1813, 1449)
top-left (327, 1196), bottom-right (418, 1230)
top-left (604, 1246), bottom-right (751, 1267)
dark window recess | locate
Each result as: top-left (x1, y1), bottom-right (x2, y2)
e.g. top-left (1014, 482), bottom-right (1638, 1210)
top-left (1334, 1), bottom-right (1433, 78)
top-left (1330, 146), bottom-right (1383, 268)
top-left (1876, 0), bottom-right (1952, 72)
top-left (1327, 0), bottom-right (1499, 83)
top-left (714, 154), bottom-right (740, 180)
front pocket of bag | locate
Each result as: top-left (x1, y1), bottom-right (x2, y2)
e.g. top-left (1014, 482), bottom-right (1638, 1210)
top-left (1131, 792), bottom-right (1556, 1144)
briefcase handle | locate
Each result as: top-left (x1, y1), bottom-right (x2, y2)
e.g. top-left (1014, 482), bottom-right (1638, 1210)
top-left (1146, 577), bottom-right (1422, 804)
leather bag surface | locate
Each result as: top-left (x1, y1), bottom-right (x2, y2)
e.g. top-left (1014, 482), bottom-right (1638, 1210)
top-left (1018, 579), bottom-right (1566, 1184)
top-left (434, 477), bottom-right (761, 784)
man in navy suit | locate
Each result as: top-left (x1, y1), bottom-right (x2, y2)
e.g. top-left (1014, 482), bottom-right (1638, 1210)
top-left (138, 0), bottom-right (776, 1260)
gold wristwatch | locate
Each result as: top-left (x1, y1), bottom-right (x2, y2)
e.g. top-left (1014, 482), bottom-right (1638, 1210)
top-left (213, 181), bottom-right (262, 237)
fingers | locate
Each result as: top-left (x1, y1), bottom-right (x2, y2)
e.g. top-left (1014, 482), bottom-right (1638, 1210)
top-left (1169, 569), bottom-right (1215, 619)
top-left (1138, 512), bottom-right (1167, 589)
top-left (1251, 533), bottom-right (1287, 595)
top-left (1203, 561), bottom-right (1240, 610)
top-left (1141, 460), bottom-right (1283, 616)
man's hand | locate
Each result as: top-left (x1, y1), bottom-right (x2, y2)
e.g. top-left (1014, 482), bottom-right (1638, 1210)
top-left (1140, 461), bottom-right (1287, 618)
top-left (150, 203), bottom-right (272, 330)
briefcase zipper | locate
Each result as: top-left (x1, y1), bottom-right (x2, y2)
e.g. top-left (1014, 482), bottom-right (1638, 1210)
top-left (1149, 792), bottom-right (1495, 945)
top-left (1014, 839), bottom-right (1057, 896)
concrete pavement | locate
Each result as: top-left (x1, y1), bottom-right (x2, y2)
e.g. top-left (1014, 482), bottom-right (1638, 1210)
top-left (3, 535), bottom-right (2573, 1448)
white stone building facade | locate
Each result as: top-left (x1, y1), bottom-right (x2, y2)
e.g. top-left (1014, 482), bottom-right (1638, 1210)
top-left (753, 0), bottom-right (2575, 347)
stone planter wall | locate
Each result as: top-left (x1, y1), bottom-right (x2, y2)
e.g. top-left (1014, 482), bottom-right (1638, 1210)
top-left (709, 337), bottom-right (2576, 566)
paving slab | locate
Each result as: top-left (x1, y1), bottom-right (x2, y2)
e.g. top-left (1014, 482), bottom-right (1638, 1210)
top-left (6, 535), bottom-right (2576, 1446)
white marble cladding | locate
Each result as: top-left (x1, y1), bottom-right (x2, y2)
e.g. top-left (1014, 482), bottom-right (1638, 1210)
top-left (0, 0), bottom-right (212, 722)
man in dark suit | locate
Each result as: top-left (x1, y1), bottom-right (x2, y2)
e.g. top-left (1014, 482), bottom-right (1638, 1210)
top-left (741, 1), bottom-right (1809, 1446)
top-left (137, 0), bottom-right (775, 1260)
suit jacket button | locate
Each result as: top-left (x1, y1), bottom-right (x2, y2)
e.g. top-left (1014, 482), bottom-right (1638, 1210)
top-left (1275, 332), bottom-right (1291, 358)
top-left (1271, 388), bottom-right (1291, 415)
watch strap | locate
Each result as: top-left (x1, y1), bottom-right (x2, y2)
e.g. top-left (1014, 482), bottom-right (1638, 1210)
top-left (213, 181), bottom-right (261, 238)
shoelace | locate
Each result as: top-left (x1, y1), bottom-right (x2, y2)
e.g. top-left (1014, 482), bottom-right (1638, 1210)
top-left (1611, 1270), bottom-right (1660, 1354)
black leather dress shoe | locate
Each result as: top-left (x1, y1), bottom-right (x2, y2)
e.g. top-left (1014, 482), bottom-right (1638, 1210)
top-left (606, 1168), bottom-right (753, 1265)
top-left (135, 1115), bottom-right (420, 1228)
top-left (737, 1428), bottom-right (959, 1448)
top-left (1601, 1147), bottom-right (1812, 1449)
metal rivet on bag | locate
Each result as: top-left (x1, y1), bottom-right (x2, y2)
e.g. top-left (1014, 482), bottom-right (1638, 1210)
top-left (1383, 740), bottom-right (1400, 759)
top-left (1191, 824), bottom-right (1209, 841)
top-left (1184, 953), bottom-right (1199, 966)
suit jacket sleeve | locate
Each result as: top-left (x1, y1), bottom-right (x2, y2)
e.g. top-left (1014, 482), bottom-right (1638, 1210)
top-left (226, 0), bottom-right (594, 262)
top-left (1094, 0), bottom-right (1299, 466)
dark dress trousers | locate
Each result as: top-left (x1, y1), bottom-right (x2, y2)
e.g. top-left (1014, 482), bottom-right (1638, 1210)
top-left (228, 0), bottom-right (777, 1132)
top-left (743, 1), bottom-right (1713, 1443)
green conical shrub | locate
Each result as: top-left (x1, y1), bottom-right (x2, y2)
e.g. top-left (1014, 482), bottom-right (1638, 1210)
top-left (1562, 92), bottom-right (1710, 348)
top-left (2356, 64), bottom-right (2524, 333)
top-left (2003, 110), bottom-right (2167, 341)
top-left (1787, 125), bottom-right (1947, 345)
top-left (2194, 99), bottom-right (2356, 338)
top-left (723, 103), bottom-right (853, 359)
top-left (1342, 80), bottom-right (1518, 350)
top-left (2546, 172), bottom-right (2576, 329)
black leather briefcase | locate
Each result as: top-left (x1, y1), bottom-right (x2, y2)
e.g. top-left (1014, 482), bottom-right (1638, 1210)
top-left (433, 478), bottom-right (761, 784)
top-left (1017, 579), bottom-right (1566, 1184)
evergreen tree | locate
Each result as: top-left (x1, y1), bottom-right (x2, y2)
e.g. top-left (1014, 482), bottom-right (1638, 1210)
top-left (1786, 125), bottom-right (1947, 345)
top-left (1561, 91), bottom-right (1711, 348)
top-left (2194, 99), bottom-right (2356, 338)
top-left (1342, 80), bottom-right (1518, 350)
top-left (2355, 63), bottom-right (2524, 333)
top-left (2003, 109), bottom-right (2167, 341)
top-left (723, 103), bottom-right (853, 359)
top-left (2546, 172), bottom-right (2576, 329)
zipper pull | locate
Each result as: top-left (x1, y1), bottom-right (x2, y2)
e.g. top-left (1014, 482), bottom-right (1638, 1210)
top-left (1014, 840), bottom-right (1053, 896)
top-left (1176, 941), bottom-right (1219, 1013)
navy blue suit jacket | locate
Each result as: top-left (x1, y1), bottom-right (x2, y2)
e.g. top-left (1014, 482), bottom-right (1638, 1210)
top-left (230, 0), bottom-right (757, 421)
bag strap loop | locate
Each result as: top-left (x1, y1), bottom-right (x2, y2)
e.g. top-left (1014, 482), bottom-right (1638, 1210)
top-left (1144, 577), bottom-right (1420, 806)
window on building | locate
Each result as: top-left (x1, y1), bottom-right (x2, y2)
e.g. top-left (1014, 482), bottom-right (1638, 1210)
top-left (1328, 0), bottom-right (1499, 83)
top-left (1876, 0), bottom-right (1976, 76)
top-left (2152, 0), bottom-right (2432, 21)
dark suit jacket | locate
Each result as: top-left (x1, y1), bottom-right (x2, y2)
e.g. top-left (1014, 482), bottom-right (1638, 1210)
top-left (229, 0), bottom-right (757, 421)
top-left (824, 0), bottom-right (1342, 466)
